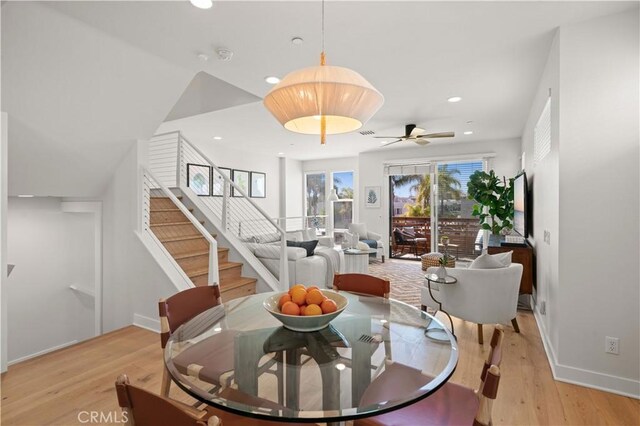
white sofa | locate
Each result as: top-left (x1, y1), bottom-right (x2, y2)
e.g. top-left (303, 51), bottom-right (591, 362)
top-left (421, 263), bottom-right (522, 343)
top-left (247, 228), bottom-right (340, 288)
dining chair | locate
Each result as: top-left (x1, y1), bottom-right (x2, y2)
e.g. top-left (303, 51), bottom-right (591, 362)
top-left (355, 325), bottom-right (505, 426)
top-left (158, 285), bottom-right (237, 397)
top-left (333, 273), bottom-right (391, 298)
top-left (115, 374), bottom-right (221, 426)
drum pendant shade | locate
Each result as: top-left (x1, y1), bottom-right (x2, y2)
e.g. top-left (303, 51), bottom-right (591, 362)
top-left (263, 64), bottom-right (384, 143)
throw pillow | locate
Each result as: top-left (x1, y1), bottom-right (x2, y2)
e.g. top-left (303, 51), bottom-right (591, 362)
top-left (286, 231), bottom-right (303, 242)
top-left (470, 253), bottom-right (505, 269)
top-left (492, 251), bottom-right (513, 267)
top-left (302, 228), bottom-right (316, 241)
top-left (286, 240), bottom-right (319, 257)
top-left (349, 223), bottom-right (368, 239)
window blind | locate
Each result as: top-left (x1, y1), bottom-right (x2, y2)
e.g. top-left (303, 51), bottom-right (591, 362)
top-left (534, 97), bottom-right (551, 165)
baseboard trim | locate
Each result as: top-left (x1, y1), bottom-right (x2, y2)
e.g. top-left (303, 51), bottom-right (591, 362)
top-left (8, 340), bottom-right (78, 366)
top-left (533, 309), bottom-right (640, 399)
top-left (133, 313), bottom-right (160, 334)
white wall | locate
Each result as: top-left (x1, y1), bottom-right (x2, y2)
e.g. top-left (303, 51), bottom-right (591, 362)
top-left (1, 112), bottom-right (8, 372)
top-left (521, 31), bottom-right (561, 355)
top-left (102, 142), bottom-right (177, 333)
top-left (6, 197), bottom-right (95, 363)
top-left (358, 140), bottom-right (521, 246)
top-left (523, 9), bottom-right (639, 397)
top-left (285, 158), bottom-right (303, 219)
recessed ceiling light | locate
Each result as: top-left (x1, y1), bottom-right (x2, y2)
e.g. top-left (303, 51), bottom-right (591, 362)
top-left (464, 131), bottom-right (473, 135)
top-left (265, 76), bottom-right (281, 85)
top-left (18, 194), bottom-right (34, 198)
top-left (213, 136), bottom-right (222, 140)
top-left (216, 48), bottom-right (233, 62)
top-left (197, 53), bottom-right (209, 62)
top-left (466, 120), bottom-right (473, 124)
top-left (190, 0), bottom-right (212, 9)
top-left (277, 152), bottom-right (285, 156)
top-left (291, 37), bottom-right (304, 45)
top-left (447, 96), bottom-right (462, 103)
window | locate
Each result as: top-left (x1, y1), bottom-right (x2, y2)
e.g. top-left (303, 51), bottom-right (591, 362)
top-left (332, 171), bottom-right (354, 230)
top-left (305, 173), bottom-right (326, 217)
top-left (534, 97), bottom-right (551, 165)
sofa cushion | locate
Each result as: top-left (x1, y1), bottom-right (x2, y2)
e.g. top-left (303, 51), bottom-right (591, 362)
top-left (287, 240), bottom-right (319, 257)
top-left (302, 228), bottom-right (316, 241)
top-left (254, 232), bottom-right (280, 244)
top-left (470, 253), bottom-right (506, 269)
top-left (255, 244), bottom-right (306, 261)
top-left (286, 231), bottom-right (304, 242)
top-left (349, 223), bottom-right (368, 238)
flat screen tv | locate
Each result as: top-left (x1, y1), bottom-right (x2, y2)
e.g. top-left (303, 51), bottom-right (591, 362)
top-left (513, 172), bottom-right (528, 237)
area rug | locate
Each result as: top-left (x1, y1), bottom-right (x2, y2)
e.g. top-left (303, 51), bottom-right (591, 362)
top-left (368, 258), bottom-right (425, 307)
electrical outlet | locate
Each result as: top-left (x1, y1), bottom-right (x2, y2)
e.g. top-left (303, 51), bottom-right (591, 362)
top-left (605, 336), bottom-right (620, 355)
top-left (539, 301), bottom-right (546, 315)
top-left (543, 230), bottom-right (551, 244)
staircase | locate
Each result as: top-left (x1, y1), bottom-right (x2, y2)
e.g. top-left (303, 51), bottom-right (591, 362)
top-left (149, 196), bottom-right (256, 301)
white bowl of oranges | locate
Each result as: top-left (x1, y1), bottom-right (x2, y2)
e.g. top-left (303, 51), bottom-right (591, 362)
top-left (263, 285), bottom-right (348, 332)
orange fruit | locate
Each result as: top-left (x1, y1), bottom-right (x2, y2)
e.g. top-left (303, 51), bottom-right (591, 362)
top-left (278, 294), bottom-right (292, 309)
top-left (321, 299), bottom-right (338, 314)
top-left (290, 288), bottom-right (308, 306)
top-left (288, 284), bottom-right (306, 296)
top-left (281, 301), bottom-right (300, 316)
top-left (299, 304), bottom-right (307, 315)
top-left (307, 286), bottom-right (320, 292)
top-left (306, 289), bottom-right (325, 305)
top-left (304, 304), bottom-right (323, 316)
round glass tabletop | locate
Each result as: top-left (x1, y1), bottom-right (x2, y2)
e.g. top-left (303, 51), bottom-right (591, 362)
top-left (164, 291), bottom-right (458, 423)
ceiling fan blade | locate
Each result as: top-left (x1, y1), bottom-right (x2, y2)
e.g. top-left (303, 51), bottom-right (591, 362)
top-left (373, 136), bottom-right (405, 139)
top-left (414, 139), bottom-right (431, 146)
top-left (420, 132), bottom-right (455, 138)
top-left (382, 139), bottom-right (403, 147)
top-left (410, 126), bottom-right (426, 136)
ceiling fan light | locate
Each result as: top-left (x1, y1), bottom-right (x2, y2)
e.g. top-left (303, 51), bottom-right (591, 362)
top-left (263, 65), bottom-right (384, 136)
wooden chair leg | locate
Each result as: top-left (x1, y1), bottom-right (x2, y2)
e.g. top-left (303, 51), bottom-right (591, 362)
top-left (477, 324), bottom-right (484, 344)
top-left (161, 366), bottom-right (171, 397)
top-left (511, 317), bottom-right (521, 333)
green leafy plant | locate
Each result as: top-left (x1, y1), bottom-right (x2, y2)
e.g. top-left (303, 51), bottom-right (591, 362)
top-left (438, 254), bottom-right (453, 266)
top-left (467, 170), bottom-right (515, 235)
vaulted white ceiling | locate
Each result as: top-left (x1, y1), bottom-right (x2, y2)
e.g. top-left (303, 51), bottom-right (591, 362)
top-left (2, 1), bottom-right (634, 197)
top-left (49, 0), bottom-right (634, 161)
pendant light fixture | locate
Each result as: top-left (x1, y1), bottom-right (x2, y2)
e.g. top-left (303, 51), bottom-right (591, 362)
top-left (263, 0), bottom-right (384, 145)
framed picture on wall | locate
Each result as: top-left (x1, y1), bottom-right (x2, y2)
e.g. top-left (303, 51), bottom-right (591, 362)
top-left (232, 169), bottom-right (250, 197)
top-left (250, 172), bottom-right (266, 198)
top-left (212, 167), bottom-right (231, 197)
top-left (364, 186), bottom-right (381, 208)
top-left (187, 163), bottom-right (212, 196)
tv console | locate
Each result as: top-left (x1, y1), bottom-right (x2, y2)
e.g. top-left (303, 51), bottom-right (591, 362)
top-left (488, 241), bottom-right (534, 294)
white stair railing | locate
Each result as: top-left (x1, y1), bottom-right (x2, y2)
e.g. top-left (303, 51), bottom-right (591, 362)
top-left (273, 215), bottom-right (328, 233)
top-left (142, 167), bottom-right (220, 287)
top-left (149, 131), bottom-right (289, 291)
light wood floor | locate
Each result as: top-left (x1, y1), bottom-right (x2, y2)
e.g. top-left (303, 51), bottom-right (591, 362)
top-left (1, 312), bottom-right (638, 426)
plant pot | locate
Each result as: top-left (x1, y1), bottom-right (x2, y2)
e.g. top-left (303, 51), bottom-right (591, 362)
top-left (488, 233), bottom-right (503, 247)
top-left (436, 265), bottom-right (448, 280)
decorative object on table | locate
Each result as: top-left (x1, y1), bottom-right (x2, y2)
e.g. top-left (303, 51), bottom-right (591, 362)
top-left (249, 171), bottom-right (266, 198)
top-left (467, 169), bottom-right (515, 236)
top-left (364, 186), bottom-right (381, 208)
top-left (231, 169), bottom-right (250, 197)
top-left (436, 254), bottom-right (453, 279)
top-left (212, 167), bottom-right (231, 197)
top-left (356, 241), bottom-right (370, 251)
top-left (326, 188), bottom-right (339, 237)
top-left (262, 0), bottom-right (384, 145)
top-left (421, 252), bottom-right (455, 271)
top-left (263, 289), bottom-right (348, 332)
top-left (187, 163), bottom-right (212, 196)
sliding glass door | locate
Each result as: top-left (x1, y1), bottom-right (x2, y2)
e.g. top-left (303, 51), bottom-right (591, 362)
top-left (389, 160), bottom-right (484, 261)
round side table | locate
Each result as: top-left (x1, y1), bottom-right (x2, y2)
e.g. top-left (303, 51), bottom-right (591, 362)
top-left (424, 273), bottom-right (457, 341)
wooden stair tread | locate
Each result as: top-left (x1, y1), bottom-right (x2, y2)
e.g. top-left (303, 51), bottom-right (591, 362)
top-left (159, 234), bottom-right (203, 243)
top-left (218, 247), bottom-right (229, 253)
top-left (151, 196), bottom-right (183, 200)
top-left (151, 208), bottom-right (193, 213)
top-left (173, 250), bottom-right (209, 260)
top-left (150, 220), bottom-right (205, 227)
top-left (218, 261), bottom-right (242, 271)
top-left (186, 267), bottom-right (209, 278)
top-left (220, 277), bottom-right (257, 291)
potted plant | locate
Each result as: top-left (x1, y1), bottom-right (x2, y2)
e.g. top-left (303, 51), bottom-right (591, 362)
top-left (467, 170), bottom-right (515, 242)
top-left (436, 254), bottom-right (452, 279)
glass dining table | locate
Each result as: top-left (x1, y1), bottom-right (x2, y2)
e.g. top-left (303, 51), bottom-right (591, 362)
top-left (164, 291), bottom-right (458, 424)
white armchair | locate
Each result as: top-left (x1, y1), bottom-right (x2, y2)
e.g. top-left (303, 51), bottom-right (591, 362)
top-left (421, 264), bottom-right (523, 344)
top-left (346, 223), bottom-right (385, 262)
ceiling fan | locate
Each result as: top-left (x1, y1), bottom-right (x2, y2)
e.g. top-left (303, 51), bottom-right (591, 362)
top-left (375, 124), bottom-right (455, 147)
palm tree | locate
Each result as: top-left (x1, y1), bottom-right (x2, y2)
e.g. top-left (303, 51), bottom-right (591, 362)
top-left (437, 165), bottom-right (462, 217)
top-left (306, 174), bottom-right (325, 216)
